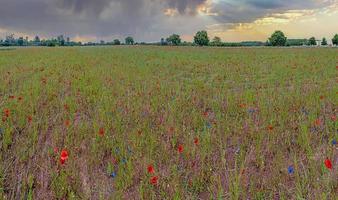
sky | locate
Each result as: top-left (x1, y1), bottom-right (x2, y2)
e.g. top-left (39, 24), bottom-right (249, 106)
top-left (0, 0), bottom-right (337, 43)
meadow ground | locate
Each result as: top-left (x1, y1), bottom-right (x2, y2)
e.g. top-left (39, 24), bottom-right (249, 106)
top-left (0, 46), bottom-right (337, 199)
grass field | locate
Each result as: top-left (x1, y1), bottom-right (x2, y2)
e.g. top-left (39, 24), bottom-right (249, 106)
top-left (0, 46), bottom-right (337, 199)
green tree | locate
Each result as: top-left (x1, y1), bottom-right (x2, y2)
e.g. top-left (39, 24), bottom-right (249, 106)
top-left (18, 37), bottom-right (24, 46)
top-left (57, 35), bottom-right (65, 46)
top-left (166, 34), bottom-right (181, 45)
top-left (113, 39), bottom-right (121, 45)
top-left (268, 31), bottom-right (287, 46)
top-left (194, 30), bottom-right (209, 46)
top-left (321, 38), bottom-right (327, 46)
top-left (34, 35), bottom-right (40, 45)
top-left (308, 37), bottom-right (316, 45)
top-left (332, 34), bottom-right (338, 45)
top-left (125, 36), bottom-right (134, 45)
top-left (211, 36), bottom-right (222, 46)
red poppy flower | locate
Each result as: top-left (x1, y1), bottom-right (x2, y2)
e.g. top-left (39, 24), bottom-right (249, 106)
top-left (239, 103), bottom-right (247, 108)
top-left (324, 158), bottom-right (332, 170)
top-left (60, 150), bottom-right (69, 165)
top-left (99, 128), bottom-right (105, 136)
top-left (9, 95), bottom-right (15, 100)
top-left (203, 111), bottom-right (208, 117)
top-left (267, 125), bottom-right (274, 131)
top-left (64, 120), bottom-right (70, 127)
top-left (178, 144), bottom-right (184, 153)
top-left (3, 109), bottom-right (10, 117)
top-left (150, 176), bottom-right (158, 185)
top-left (319, 95), bottom-right (324, 100)
top-left (27, 116), bottom-right (32, 123)
top-left (147, 165), bottom-right (155, 174)
top-left (314, 119), bottom-right (322, 126)
top-left (194, 137), bottom-right (199, 145)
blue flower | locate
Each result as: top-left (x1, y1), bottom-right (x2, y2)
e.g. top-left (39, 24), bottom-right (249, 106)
top-left (206, 122), bottom-right (212, 129)
top-left (288, 166), bottom-right (294, 174)
top-left (248, 108), bottom-right (255, 114)
top-left (332, 139), bottom-right (337, 145)
top-left (110, 172), bottom-right (116, 178)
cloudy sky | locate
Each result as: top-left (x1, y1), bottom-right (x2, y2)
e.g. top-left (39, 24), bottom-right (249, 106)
top-left (0, 0), bottom-right (337, 42)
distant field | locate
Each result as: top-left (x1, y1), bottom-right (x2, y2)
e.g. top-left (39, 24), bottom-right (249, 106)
top-left (0, 46), bottom-right (337, 199)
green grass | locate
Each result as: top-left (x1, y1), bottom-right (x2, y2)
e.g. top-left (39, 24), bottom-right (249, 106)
top-left (0, 46), bottom-right (337, 199)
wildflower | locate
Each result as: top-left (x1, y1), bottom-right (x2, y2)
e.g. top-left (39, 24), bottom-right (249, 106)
top-left (60, 150), bottom-right (69, 165)
top-left (150, 176), bottom-right (158, 185)
top-left (287, 166), bottom-right (294, 174)
top-left (147, 165), bottom-right (155, 174)
top-left (178, 144), bottom-right (184, 153)
top-left (18, 96), bottom-right (23, 101)
top-left (239, 103), bottom-right (246, 108)
top-left (110, 172), bottom-right (117, 178)
top-left (248, 108), bottom-right (255, 114)
top-left (332, 139), bottom-right (337, 145)
top-left (64, 120), bottom-right (70, 127)
top-left (9, 95), bottom-right (15, 100)
top-left (319, 95), bottom-right (324, 100)
top-left (194, 137), bottom-right (199, 145)
top-left (314, 119), bottom-right (322, 126)
top-left (324, 158), bottom-right (332, 170)
top-left (122, 158), bottom-right (127, 164)
top-left (54, 147), bottom-right (59, 154)
top-left (331, 115), bottom-right (336, 122)
top-left (267, 125), bottom-right (274, 131)
top-left (3, 109), bottom-right (10, 117)
top-left (98, 127), bottom-right (105, 136)
top-left (206, 122), bottom-right (212, 129)
top-left (27, 116), bottom-right (32, 123)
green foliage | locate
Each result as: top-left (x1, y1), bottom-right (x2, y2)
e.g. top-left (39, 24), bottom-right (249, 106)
top-left (308, 37), bottom-right (316, 46)
top-left (194, 30), bottom-right (209, 46)
top-left (332, 34), bottom-right (338, 45)
top-left (269, 30), bottom-right (287, 46)
top-left (166, 34), bottom-right (181, 45)
top-left (286, 39), bottom-right (307, 46)
top-left (321, 38), bottom-right (327, 46)
top-left (113, 39), bottom-right (121, 45)
top-left (210, 36), bottom-right (222, 46)
top-left (125, 36), bottom-right (134, 45)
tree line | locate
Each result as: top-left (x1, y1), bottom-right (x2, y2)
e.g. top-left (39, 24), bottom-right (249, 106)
top-left (1, 31), bottom-right (338, 47)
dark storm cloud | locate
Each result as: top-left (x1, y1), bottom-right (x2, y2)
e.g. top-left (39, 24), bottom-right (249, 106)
top-left (210, 0), bottom-right (333, 23)
top-left (0, 0), bottom-right (336, 41)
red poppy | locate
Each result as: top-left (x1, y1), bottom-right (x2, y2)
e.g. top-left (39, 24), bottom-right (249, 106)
top-left (239, 103), bottom-right (246, 108)
top-left (203, 111), bottom-right (208, 117)
top-left (178, 144), bottom-right (184, 153)
top-left (324, 158), bottom-right (332, 170)
top-left (99, 128), bottom-right (105, 136)
top-left (314, 119), bottom-right (322, 126)
top-left (27, 116), bottom-right (32, 123)
top-left (60, 150), bottom-right (69, 165)
top-left (331, 115), bottom-right (337, 122)
top-left (194, 137), bottom-right (199, 145)
top-left (9, 95), bottom-right (15, 100)
top-left (150, 176), bottom-right (158, 185)
top-left (319, 95), bottom-right (324, 100)
top-left (147, 165), bottom-right (155, 174)
top-left (267, 125), bottom-right (274, 131)
top-left (3, 109), bottom-right (10, 117)
top-left (64, 120), bottom-right (70, 127)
